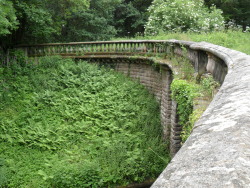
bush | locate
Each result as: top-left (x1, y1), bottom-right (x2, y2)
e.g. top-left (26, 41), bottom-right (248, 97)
top-left (145, 0), bottom-right (224, 35)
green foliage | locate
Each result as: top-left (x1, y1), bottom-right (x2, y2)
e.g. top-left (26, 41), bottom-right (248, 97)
top-left (171, 79), bottom-right (199, 126)
top-left (62, 0), bottom-right (154, 41)
top-left (145, 0), bottom-right (225, 35)
top-left (48, 0), bottom-right (89, 18)
top-left (0, 0), bottom-right (89, 45)
top-left (1, 0), bottom-right (154, 45)
top-left (0, 158), bottom-right (11, 187)
top-left (200, 74), bottom-right (219, 97)
top-left (114, 0), bottom-right (153, 37)
top-left (169, 52), bottom-right (195, 80)
top-left (181, 109), bottom-right (204, 143)
top-left (0, 56), bottom-right (169, 187)
top-left (62, 0), bottom-right (120, 42)
top-left (132, 30), bottom-right (250, 55)
top-left (0, 0), bottom-right (18, 36)
top-left (1, 0), bottom-right (155, 45)
top-left (14, 0), bottom-right (56, 44)
top-left (50, 162), bottom-right (102, 188)
top-left (171, 74), bottom-right (219, 143)
top-left (205, 0), bottom-right (250, 30)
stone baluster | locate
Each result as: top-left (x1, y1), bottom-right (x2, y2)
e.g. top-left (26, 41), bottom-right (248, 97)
top-left (107, 43), bottom-right (110, 53)
top-left (120, 43), bottom-right (123, 52)
top-left (149, 42), bottom-right (154, 53)
top-left (93, 43), bottom-right (97, 53)
top-left (114, 43), bottom-right (117, 53)
top-left (126, 42), bottom-right (129, 52)
top-left (132, 42), bottom-right (136, 53)
top-left (84, 44), bottom-right (88, 53)
top-left (99, 43), bottom-right (103, 53)
top-left (51, 46), bottom-right (54, 55)
top-left (115, 43), bottom-right (120, 52)
top-left (104, 43), bottom-right (108, 52)
top-left (140, 42), bottom-right (143, 53)
top-left (128, 42), bottom-right (132, 53)
top-left (90, 44), bottom-right (94, 54)
top-left (65, 45), bottom-right (69, 54)
top-left (124, 43), bottom-right (127, 52)
top-left (111, 42), bottom-right (115, 52)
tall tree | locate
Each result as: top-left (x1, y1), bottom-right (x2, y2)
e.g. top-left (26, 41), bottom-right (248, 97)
top-left (0, 0), bottom-right (90, 47)
top-left (0, 0), bottom-right (18, 50)
top-left (61, 0), bottom-right (120, 42)
top-left (114, 0), bottom-right (153, 37)
top-left (12, 0), bottom-right (56, 44)
top-left (0, 0), bottom-right (18, 37)
top-left (204, 0), bottom-right (250, 30)
top-left (45, 0), bottom-right (90, 41)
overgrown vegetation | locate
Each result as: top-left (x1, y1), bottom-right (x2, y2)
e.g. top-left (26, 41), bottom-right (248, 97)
top-left (0, 0), bottom-right (153, 47)
top-left (0, 56), bottom-right (170, 187)
top-left (169, 55), bottom-right (219, 143)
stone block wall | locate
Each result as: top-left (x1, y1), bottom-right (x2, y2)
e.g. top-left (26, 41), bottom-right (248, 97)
top-left (170, 101), bottom-right (181, 155)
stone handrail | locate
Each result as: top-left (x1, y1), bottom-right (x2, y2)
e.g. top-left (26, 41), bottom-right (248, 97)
top-left (16, 40), bottom-right (250, 187)
top-left (16, 40), bottom-right (171, 57)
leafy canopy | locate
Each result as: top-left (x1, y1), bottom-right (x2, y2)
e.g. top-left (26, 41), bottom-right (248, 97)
top-left (204, 0), bottom-right (250, 30)
top-left (0, 0), bottom-right (18, 36)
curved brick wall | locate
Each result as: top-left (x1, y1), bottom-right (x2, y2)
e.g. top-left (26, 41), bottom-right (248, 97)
top-left (152, 41), bottom-right (250, 187)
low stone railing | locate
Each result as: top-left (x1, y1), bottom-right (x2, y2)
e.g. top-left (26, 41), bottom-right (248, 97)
top-left (16, 40), bottom-right (250, 187)
top-left (17, 40), bottom-right (169, 57)
top-left (152, 41), bottom-right (250, 188)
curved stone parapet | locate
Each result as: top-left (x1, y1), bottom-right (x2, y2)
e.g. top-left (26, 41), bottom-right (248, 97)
top-left (16, 40), bottom-right (250, 187)
top-left (152, 41), bottom-right (250, 187)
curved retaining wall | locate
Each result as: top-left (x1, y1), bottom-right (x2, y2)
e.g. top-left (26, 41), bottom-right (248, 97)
top-left (152, 41), bottom-right (250, 187)
top-left (16, 40), bottom-right (250, 187)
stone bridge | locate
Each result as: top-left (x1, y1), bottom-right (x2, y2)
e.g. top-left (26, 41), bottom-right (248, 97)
top-left (16, 40), bottom-right (250, 187)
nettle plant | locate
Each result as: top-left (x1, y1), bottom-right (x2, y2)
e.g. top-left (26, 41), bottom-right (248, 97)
top-left (145, 0), bottom-right (224, 35)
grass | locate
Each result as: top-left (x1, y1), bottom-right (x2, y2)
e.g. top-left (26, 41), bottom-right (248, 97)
top-left (114, 30), bottom-right (250, 55)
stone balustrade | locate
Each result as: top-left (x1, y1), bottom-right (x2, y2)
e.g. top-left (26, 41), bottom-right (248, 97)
top-left (17, 40), bottom-right (169, 57)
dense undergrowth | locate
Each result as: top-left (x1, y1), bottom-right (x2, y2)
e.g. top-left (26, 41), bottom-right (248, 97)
top-left (0, 56), bottom-right (170, 187)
